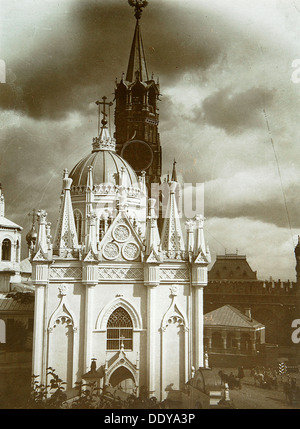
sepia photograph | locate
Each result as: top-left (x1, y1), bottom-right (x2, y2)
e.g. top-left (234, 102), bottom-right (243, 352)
top-left (1, 0), bottom-right (300, 412)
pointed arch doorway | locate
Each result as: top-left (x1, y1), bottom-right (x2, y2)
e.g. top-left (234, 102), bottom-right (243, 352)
top-left (109, 366), bottom-right (136, 394)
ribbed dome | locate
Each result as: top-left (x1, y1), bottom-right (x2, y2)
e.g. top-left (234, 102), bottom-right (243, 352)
top-left (69, 150), bottom-right (139, 188)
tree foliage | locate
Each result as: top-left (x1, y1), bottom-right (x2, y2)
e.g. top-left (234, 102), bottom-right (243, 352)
top-left (26, 368), bottom-right (167, 409)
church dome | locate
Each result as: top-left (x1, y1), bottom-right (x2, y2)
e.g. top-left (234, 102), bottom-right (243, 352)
top-left (69, 149), bottom-right (139, 189)
top-left (26, 225), bottom-right (37, 246)
top-left (69, 122), bottom-right (139, 190)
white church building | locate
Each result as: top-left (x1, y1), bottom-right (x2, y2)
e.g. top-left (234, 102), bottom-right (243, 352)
top-left (31, 1), bottom-right (210, 401)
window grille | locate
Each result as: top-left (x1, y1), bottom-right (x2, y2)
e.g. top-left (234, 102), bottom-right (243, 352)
top-left (107, 307), bottom-right (133, 351)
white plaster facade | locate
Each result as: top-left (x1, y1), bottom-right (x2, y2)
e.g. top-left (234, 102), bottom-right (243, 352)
top-left (31, 141), bottom-right (210, 400)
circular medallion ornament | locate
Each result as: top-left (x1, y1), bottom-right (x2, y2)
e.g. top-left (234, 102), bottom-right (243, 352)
top-left (121, 140), bottom-right (153, 172)
top-left (122, 242), bottom-right (140, 261)
top-left (103, 242), bottom-right (120, 260)
top-left (113, 224), bottom-right (130, 242)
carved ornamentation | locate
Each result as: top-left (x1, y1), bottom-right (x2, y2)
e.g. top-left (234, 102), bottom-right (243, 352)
top-left (50, 315), bottom-right (73, 331)
top-left (49, 267), bottom-right (82, 279)
top-left (161, 285), bottom-right (189, 332)
top-left (103, 242), bottom-right (120, 260)
top-left (160, 268), bottom-right (189, 281)
top-left (58, 284), bottom-right (67, 296)
top-left (122, 242), bottom-right (140, 261)
top-left (169, 285), bottom-right (178, 296)
top-left (98, 267), bottom-right (143, 280)
top-left (113, 224), bottom-right (130, 242)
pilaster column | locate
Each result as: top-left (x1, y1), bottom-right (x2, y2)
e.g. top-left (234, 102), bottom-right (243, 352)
top-left (82, 263), bottom-right (98, 373)
top-left (194, 285), bottom-right (204, 368)
top-left (31, 257), bottom-right (50, 386)
top-left (192, 262), bottom-right (208, 369)
top-left (144, 264), bottom-right (159, 398)
top-left (32, 283), bottom-right (46, 384)
top-left (84, 284), bottom-right (96, 373)
top-left (147, 284), bottom-right (157, 397)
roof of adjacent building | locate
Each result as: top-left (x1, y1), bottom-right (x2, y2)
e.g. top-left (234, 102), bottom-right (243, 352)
top-left (0, 292), bottom-right (34, 312)
top-left (20, 257), bottom-right (32, 274)
top-left (0, 216), bottom-right (22, 231)
top-left (209, 253), bottom-right (257, 280)
top-left (204, 305), bottom-right (264, 329)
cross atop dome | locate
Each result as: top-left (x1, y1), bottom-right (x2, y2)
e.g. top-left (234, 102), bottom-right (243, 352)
top-left (128, 0), bottom-right (149, 20)
top-left (95, 96), bottom-right (113, 136)
top-left (93, 96), bottom-right (115, 152)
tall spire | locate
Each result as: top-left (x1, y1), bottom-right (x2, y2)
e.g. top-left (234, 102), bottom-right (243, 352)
top-left (126, 1), bottom-right (149, 82)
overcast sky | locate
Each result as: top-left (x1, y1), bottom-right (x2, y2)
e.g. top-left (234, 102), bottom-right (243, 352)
top-left (1, 0), bottom-right (300, 280)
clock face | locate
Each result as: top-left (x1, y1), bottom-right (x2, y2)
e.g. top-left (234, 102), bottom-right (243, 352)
top-left (121, 140), bottom-right (153, 172)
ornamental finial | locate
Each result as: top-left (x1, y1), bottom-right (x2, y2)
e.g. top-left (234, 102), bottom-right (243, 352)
top-left (128, 0), bottom-right (149, 20)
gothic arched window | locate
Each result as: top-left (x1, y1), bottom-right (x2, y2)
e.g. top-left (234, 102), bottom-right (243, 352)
top-left (2, 239), bottom-right (11, 261)
top-left (107, 307), bottom-right (133, 351)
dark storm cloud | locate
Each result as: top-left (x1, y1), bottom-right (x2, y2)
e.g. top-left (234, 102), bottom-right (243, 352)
top-left (195, 86), bottom-right (275, 134)
top-left (0, 116), bottom-right (96, 255)
top-left (0, 0), bottom-right (225, 120)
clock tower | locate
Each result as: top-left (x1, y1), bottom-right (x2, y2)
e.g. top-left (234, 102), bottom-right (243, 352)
top-left (114, 0), bottom-right (162, 192)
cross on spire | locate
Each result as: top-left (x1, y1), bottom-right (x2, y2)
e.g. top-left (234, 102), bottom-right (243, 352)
top-left (128, 0), bottom-right (149, 20)
top-left (28, 209), bottom-right (37, 226)
top-left (95, 96), bottom-right (113, 135)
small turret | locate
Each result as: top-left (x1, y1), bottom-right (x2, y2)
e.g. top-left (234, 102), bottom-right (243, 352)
top-left (35, 209), bottom-right (48, 256)
top-left (26, 210), bottom-right (38, 257)
top-left (53, 169), bottom-right (79, 257)
top-left (161, 180), bottom-right (185, 255)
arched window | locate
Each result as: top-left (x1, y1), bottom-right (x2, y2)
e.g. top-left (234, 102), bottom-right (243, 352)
top-left (2, 239), bottom-right (11, 261)
top-left (107, 307), bottom-right (133, 351)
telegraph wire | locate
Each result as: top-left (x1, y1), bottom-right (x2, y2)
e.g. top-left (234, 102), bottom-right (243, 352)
top-left (263, 108), bottom-right (295, 246)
